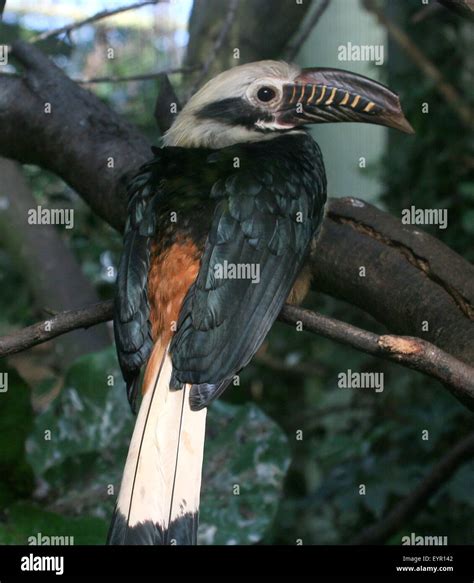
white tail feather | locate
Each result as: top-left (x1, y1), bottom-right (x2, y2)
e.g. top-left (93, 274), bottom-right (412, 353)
top-left (115, 344), bottom-right (207, 541)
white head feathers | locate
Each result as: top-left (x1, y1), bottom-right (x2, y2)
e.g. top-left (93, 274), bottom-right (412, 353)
top-left (163, 60), bottom-right (301, 149)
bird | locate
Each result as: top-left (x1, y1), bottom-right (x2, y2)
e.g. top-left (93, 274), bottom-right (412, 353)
top-left (107, 60), bottom-right (413, 545)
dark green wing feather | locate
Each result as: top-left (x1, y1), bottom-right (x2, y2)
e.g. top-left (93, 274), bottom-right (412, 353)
top-left (114, 146), bottom-right (214, 411)
top-left (114, 156), bottom-right (163, 411)
top-left (169, 134), bottom-right (326, 409)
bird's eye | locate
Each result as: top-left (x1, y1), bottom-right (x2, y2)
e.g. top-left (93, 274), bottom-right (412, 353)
top-left (257, 86), bottom-right (277, 103)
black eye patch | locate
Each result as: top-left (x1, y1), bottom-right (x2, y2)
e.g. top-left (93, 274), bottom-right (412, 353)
top-left (196, 97), bottom-right (272, 129)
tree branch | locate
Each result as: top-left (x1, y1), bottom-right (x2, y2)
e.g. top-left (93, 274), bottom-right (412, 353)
top-left (284, 0), bottom-right (331, 61)
top-left (31, 0), bottom-right (162, 43)
top-left (1, 40), bottom-right (151, 232)
top-left (75, 66), bottom-right (198, 85)
top-left (1, 300), bottom-right (473, 410)
top-left (349, 432), bottom-right (474, 544)
top-left (0, 301), bottom-right (114, 358)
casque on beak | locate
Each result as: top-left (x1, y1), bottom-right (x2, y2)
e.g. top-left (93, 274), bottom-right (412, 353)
top-left (279, 67), bottom-right (414, 134)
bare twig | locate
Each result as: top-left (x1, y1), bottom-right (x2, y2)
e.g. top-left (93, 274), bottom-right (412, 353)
top-left (0, 301), bottom-right (114, 358)
top-left (31, 0), bottom-right (161, 43)
top-left (75, 66), bottom-right (198, 85)
top-left (284, 0), bottom-right (331, 62)
top-left (187, 0), bottom-right (240, 97)
top-left (363, 0), bottom-right (473, 128)
top-left (1, 300), bottom-right (473, 411)
top-left (350, 432), bottom-right (474, 544)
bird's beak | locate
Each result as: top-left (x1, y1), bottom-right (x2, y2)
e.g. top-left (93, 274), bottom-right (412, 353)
top-left (279, 67), bottom-right (414, 134)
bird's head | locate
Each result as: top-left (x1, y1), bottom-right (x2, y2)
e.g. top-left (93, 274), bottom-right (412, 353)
top-left (164, 60), bottom-right (414, 149)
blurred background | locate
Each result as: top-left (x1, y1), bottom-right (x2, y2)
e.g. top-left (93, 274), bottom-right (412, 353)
top-left (0, 0), bottom-right (472, 545)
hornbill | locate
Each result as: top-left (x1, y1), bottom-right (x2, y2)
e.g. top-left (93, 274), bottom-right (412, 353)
top-left (107, 61), bottom-right (413, 545)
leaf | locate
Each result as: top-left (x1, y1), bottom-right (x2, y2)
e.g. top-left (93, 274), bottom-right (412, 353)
top-left (26, 347), bottom-right (133, 520)
top-left (199, 401), bottom-right (291, 544)
top-left (27, 347), bottom-right (133, 479)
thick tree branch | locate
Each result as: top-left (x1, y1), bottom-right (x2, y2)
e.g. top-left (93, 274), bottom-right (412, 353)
top-left (1, 40), bottom-right (151, 231)
top-left (1, 300), bottom-right (473, 410)
top-left (350, 432), bottom-right (474, 544)
top-left (31, 0), bottom-right (162, 43)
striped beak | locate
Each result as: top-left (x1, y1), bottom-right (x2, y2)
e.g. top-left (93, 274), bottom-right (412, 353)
top-left (280, 67), bottom-right (414, 134)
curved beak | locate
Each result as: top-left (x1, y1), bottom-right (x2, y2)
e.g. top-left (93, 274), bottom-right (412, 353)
top-left (279, 67), bottom-right (414, 134)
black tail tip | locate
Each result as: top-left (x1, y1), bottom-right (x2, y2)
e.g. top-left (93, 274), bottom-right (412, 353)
top-left (107, 508), bottom-right (199, 545)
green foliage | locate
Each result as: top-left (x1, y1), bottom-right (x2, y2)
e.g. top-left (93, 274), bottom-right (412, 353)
top-left (0, 348), bottom-right (291, 545)
top-left (200, 401), bottom-right (290, 544)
